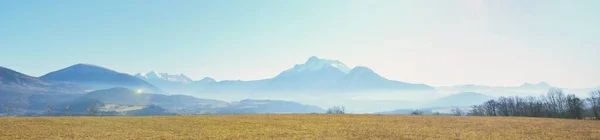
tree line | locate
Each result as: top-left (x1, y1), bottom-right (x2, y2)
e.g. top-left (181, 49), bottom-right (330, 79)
top-left (468, 88), bottom-right (600, 120)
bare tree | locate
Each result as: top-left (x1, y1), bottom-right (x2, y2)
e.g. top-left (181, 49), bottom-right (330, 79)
top-left (514, 96), bottom-right (526, 116)
top-left (483, 100), bottom-right (498, 116)
top-left (566, 94), bottom-right (584, 119)
top-left (468, 105), bottom-right (485, 116)
top-left (5, 106), bottom-right (13, 116)
top-left (588, 90), bottom-right (600, 120)
top-left (465, 88), bottom-right (598, 120)
top-left (87, 105), bottom-right (98, 116)
top-left (525, 96), bottom-right (544, 117)
top-left (65, 105), bottom-right (72, 116)
top-left (545, 88), bottom-right (568, 118)
top-left (451, 108), bottom-right (464, 116)
top-left (411, 109), bottom-right (423, 115)
top-left (497, 97), bottom-right (511, 116)
top-left (326, 106), bottom-right (346, 114)
top-left (45, 103), bottom-right (53, 116)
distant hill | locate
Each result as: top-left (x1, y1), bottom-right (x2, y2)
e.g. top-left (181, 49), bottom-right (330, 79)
top-left (518, 82), bottom-right (553, 90)
top-left (376, 92), bottom-right (494, 114)
top-left (375, 106), bottom-right (471, 115)
top-left (214, 99), bottom-right (324, 114)
top-left (436, 82), bottom-right (557, 97)
top-left (439, 82), bottom-right (554, 91)
top-left (41, 64), bottom-right (163, 93)
top-left (425, 92), bottom-right (494, 108)
top-left (78, 87), bottom-right (226, 112)
top-left (80, 87), bottom-right (152, 106)
top-left (73, 88), bottom-right (324, 115)
top-left (125, 105), bottom-right (174, 116)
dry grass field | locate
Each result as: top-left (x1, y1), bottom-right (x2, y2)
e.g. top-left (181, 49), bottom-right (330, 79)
top-left (1, 115), bottom-right (600, 140)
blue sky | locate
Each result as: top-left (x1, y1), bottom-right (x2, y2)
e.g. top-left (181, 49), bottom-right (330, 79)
top-left (1, 0), bottom-right (599, 88)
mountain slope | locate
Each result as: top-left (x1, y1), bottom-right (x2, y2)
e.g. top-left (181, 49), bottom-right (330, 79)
top-left (80, 87), bottom-right (151, 105)
top-left (68, 87), bottom-right (228, 114)
top-left (0, 66), bottom-right (50, 89)
top-left (79, 87), bottom-right (225, 106)
top-left (41, 64), bottom-right (163, 93)
top-left (268, 62), bottom-right (347, 91)
top-left (0, 66), bottom-right (52, 110)
top-left (340, 66), bottom-right (433, 90)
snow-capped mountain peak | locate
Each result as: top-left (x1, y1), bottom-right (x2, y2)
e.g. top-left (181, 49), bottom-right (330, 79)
top-left (135, 71), bottom-right (193, 83)
top-left (140, 71), bottom-right (163, 79)
top-left (287, 56), bottom-right (351, 74)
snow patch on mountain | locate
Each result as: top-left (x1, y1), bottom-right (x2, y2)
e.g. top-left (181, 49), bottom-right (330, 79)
top-left (285, 56), bottom-right (351, 74)
top-left (135, 71), bottom-right (193, 83)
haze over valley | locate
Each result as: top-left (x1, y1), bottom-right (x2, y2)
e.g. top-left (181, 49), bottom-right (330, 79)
top-left (1, 56), bottom-right (596, 115)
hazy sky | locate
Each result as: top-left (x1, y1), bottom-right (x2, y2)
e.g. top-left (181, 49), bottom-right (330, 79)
top-left (1, 0), bottom-right (599, 88)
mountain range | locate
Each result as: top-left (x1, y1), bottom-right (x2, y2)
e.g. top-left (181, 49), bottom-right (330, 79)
top-left (133, 56), bottom-right (434, 94)
top-left (2, 56), bottom-right (432, 115)
top-left (2, 56), bottom-right (596, 115)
